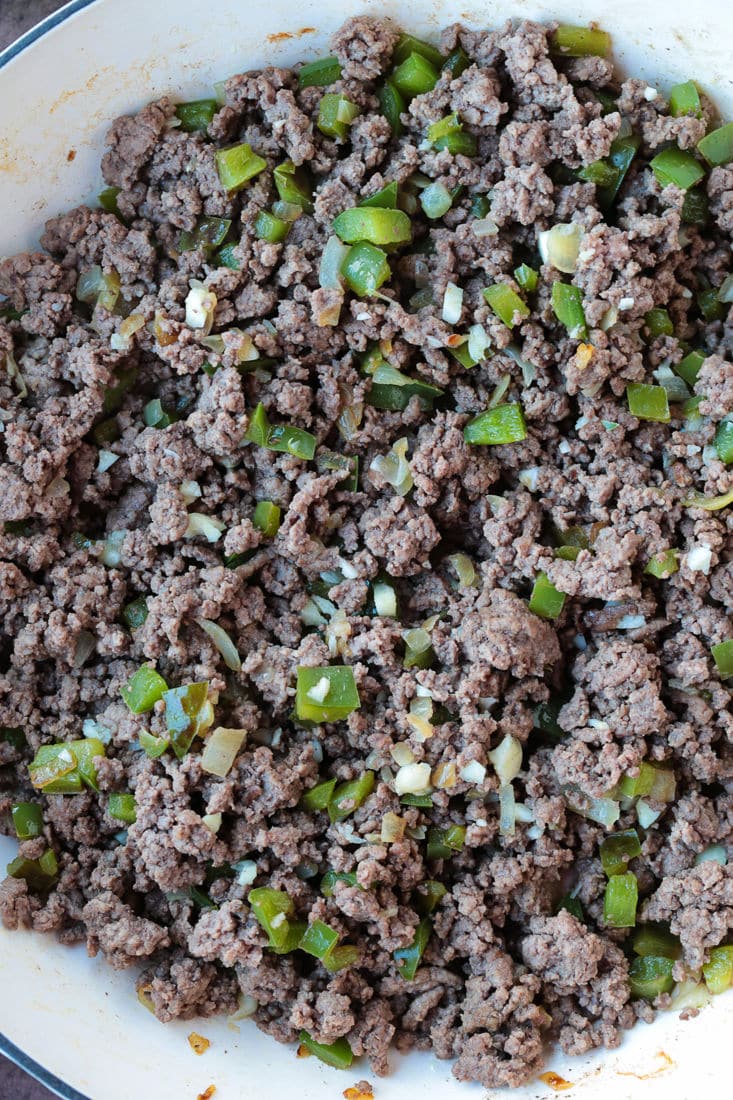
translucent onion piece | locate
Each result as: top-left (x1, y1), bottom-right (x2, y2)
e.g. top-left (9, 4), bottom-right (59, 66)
top-left (180, 479), bottom-right (202, 505)
top-left (718, 273), bottom-right (733, 303)
top-left (670, 980), bottom-right (711, 1012)
top-left (110, 313), bottom-right (145, 351)
top-left (200, 726), bottom-right (246, 777)
top-left (616, 614), bottom-right (646, 630)
top-left (636, 799), bottom-right (661, 828)
top-left (448, 552), bottom-right (476, 587)
top-left (72, 629), bottom-right (96, 668)
top-left (518, 466), bottom-right (540, 491)
top-left (467, 323), bottom-right (490, 363)
top-left (488, 373), bottom-right (511, 408)
top-left (97, 450), bottom-right (120, 473)
top-left (460, 760), bottom-right (486, 784)
top-left (100, 529), bottom-right (126, 566)
top-left (499, 783), bottom-right (516, 836)
top-left (185, 513), bottom-right (225, 542)
top-left (185, 283), bottom-right (218, 334)
top-left (504, 343), bottom-right (537, 386)
top-left (373, 581), bottom-right (397, 617)
top-left (406, 713), bottom-right (434, 740)
top-left (538, 222), bottom-right (584, 273)
top-left (370, 437), bottom-right (413, 497)
top-left (390, 743), bottom-right (415, 766)
top-left (381, 811), bottom-right (405, 843)
top-left (686, 544), bottom-right (712, 574)
top-left (202, 812), bottom-right (222, 834)
top-left (394, 762), bottom-right (432, 795)
top-left (195, 617), bottom-right (242, 671)
top-left (489, 734), bottom-right (522, 785)
top-left (4, 351), bottom-right (28, 398)
top-left (472, 216), bottom-right (499, 237)
top-left (319, 235), bottom-right (350, 289)
top-left (442, 282), bottom-right (463, 324)
top-left (694, 844), bottom-right (727, 866)
top-left (653, 363), bottom-right (690, 404)
top-left (432, 761), bottom-right (457, 789)
top-left (228, 994), bottom-right (259, 1023)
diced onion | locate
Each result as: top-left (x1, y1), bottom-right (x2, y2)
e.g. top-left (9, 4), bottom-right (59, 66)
top-left (200, 726), bottom-right (246, 777)
top-left (306, 676), bottom-right (331, 703)
top-left (97, 450), bottom-right (120, 473)
top-left (195, 617), bottom-right (241, 671)
top-left (231, 860), bottom-right (258, 885)
top-left (301, 598), bottom-right (327, 627)
top-left (406, 713), bottom-right (434, 741)
top-left (272, 200), bottom-right (302, 223)
top-left (3, 350), bottom-right (28, 398)
top-left (636, 799), bottom-right (661, 828)
top-left (394, 761), bottom-right (432, 795)
top-left (200, 334), bottom-right (225, 355)
top-left (202, 812), bottom-right (222, 834)
top-left (467, 323), bottom-right (490, 363)
top-left (504, 343), bottom-right (536, 386)
top-left (600, 306), bottom-right (618, 331)
top-left (83, 717), bottom-right (112, 744)
top-left (370, 437), bottom-right (413, 497)
top-left (670, 980), bottom-right (711, 1012)
top-left (718, 273), bottom-right (733, 303)
top-left (324, 608), bottom-right (351, 658)
top-left (111, 313), bottom-right (145, 351)
top-left (319, 235), bottom-right (349, 289)
top-left (514, 803), bottom-right (534, 824)
top-left (653, 363), bottom-right (690, 404)
top-left (185, 282), bottom-right (218, 334)
top-left (488, 373), bottom-right (511, 408)
top-left (472, 216), bottom-right (499, 237)
top-left (390, 743), bottom-right (415, 767)
top-left (489, 734), bottom-right (522, 785)
top-left (432, 761), bottom-right (457, 790)
top-left (538, 223), bottom-right (584, 274)
top-left (442, 282), bottom-right (463, 324)
top-left (373, 581), bottom-right (397, 617)
top-left (586, 797), bottom-right (621, 826)
top-left (72, 629), bottom-right (96, 668)
top-left (100, 529), bottom-right (126, 567)
top-left (518, 466), bottom-right (540, 491)
top-left (648, 766), bottom-right (676, 803)
top-left (694, 844), bottom-right (727, 866)
top-left (460, 760), bottom-right (486, 785)
top-left (499, 783), bottom-right (516, 836)
top-left (185, 513), bottom-right (225, 543)
top-left (381, 812), bottom-right (405, 843)
top-left (686, 544), bottom-right (712, 574)
top-left (616, 614), bottom-right (646, 630)
top-left (420, 181), bottom-right (452, 219)
top-left (228, 994), bottom-right (259, 1024)
top-left (448, 552), bottom-right (476, 587)
top-left (180, 480), bottom-right (202, 505)
top-left (403, 627), bottom-right (431, 654)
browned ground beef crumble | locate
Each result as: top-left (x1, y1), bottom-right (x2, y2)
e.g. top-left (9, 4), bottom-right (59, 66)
top-left (1, 14), bottom-right (733, 1089)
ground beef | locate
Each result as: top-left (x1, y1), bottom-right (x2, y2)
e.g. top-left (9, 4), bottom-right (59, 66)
top-left (2, 14), bottom-right (733, 1093)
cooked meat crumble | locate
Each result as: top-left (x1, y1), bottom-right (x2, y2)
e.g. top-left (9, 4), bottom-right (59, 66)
top-left (1, 15), bottom-right (732, 1089)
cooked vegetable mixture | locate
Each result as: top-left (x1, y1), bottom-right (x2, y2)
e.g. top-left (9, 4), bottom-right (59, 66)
top-left (2, 14), bottom-right (733, 1088)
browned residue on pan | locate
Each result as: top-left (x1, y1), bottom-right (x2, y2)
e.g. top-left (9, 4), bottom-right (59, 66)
top-left (539, 1070), bottom-right (573, 1091)
top-left (266, 27), bottom-right (316, 42)
top-left (617, 1050), bottom-right (674, 1079)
